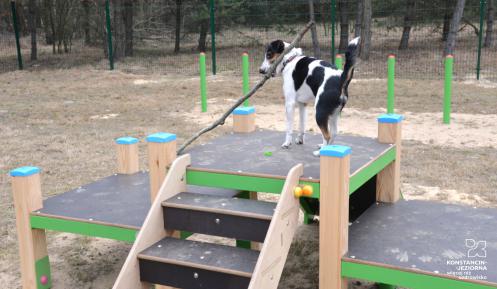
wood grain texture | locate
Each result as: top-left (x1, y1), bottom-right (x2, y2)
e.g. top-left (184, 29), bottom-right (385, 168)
top-left (248, 164), bottom-right (303, 289)
top-left (319, 155), bottom-right (350, 289)
top-left (12, 173), bottom-right (48, 289)
top-left (377, 122), bottom-right (402, 203)
top-left (113, 154), bottom-right (190, 289)
top-left (148, 140), bottom-right (177, 202)
top-left (233, 114), bottom-right (256, 133)
top-left (117, 143), bottom-right (139, 174)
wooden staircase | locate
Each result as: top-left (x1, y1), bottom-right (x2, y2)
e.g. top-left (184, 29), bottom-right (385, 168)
top-left (113, 154), bottom-right (303, 289)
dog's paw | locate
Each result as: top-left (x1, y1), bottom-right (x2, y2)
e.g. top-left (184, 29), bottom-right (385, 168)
top-left (313, 150), bottom-right (320, 157)
top-left (317, 143), bottom-right (325, 149)
top-left (313, 215), bottom-right (320, 222)
top-left (295, 135), bottom-right (304, 145)
top-left (281, 142), bottom-right (292, 149)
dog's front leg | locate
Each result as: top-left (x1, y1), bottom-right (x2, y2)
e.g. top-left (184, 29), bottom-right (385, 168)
top-left (296, 102), bottom-right (306, 145)
top-left (282, 101), bottom-right (295, 149)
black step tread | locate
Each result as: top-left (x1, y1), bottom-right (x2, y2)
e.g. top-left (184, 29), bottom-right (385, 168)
top-left (188, 185), bottom-right (241, 198)
top-left (163, 192), bottom-right (276, 220)
top-left (138, 237), bottom-right (259, 277)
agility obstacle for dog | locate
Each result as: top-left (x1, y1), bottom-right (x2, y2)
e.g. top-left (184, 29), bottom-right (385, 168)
top-left (11, 108), bottom-right (497, 289)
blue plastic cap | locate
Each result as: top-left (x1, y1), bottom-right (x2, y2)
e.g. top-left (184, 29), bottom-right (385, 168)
top-left (10, 166), bottom-right (40, 177)
top-left (320, 145), bottom-right (352, 158)
top-left (115, 137), bottom-right (139, 145)
top-left (378, 114), bottom-right (404, 123)
top-left (233, 106), bottom-right (255, 115)
top-left (146, 132), bottom-right (177, 143)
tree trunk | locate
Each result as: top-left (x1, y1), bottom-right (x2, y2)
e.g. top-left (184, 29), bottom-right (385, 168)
top-left (360, 0), bottom-right (372, 59)
top-left (399, 0), bottom-right (416, 50)
top-left (484, 0), bottom-right (495, 47)
top-left (82, 0), bottom-right (91, 45)
top-left (444, 0), bottom-right (466, 56)
top-left (28, 0), bottom-right (37, 60)
top-left (174, 0), bottom-right (182, 53)
top-left (308, 0), bottom-right (321, 58)
top-left (124, 0), bottom-right (133, 56)
top-left (354, 0), bottom-right (363, 37)
top-left (442, 0), bottom-right (452, 42)
top-left (198, 19), bottom-right (208, 52)
top-left (338, 0), bottom-right (349, 53)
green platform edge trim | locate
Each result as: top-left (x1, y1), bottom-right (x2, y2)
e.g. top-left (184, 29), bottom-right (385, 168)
top-left (349, 146), bottom-right (396, 194)
top-left (35, 256), bottom-right (51, 289)
top-left (30, 215), bottom-right (137, 243)
top-left (342, 260), bottom-right (496, 289)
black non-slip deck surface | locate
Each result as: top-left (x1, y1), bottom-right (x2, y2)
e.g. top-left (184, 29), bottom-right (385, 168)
top-left (139, 237), bottom-right (259, 275)
top-left (348, 200), bottom-right (497, 283)
top-left (37, 172), bottom-right (241, 228)
top-left (185, 130), bottom-right (392, 180)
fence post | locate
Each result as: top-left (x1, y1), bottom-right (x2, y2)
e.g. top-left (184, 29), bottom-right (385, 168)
top-left (330, 0), bottom-right (336, 63)
top-left (335, 54), bottom-right (343, 70)
top-left (10, 0), bottom-right (23, 70)
top-left (200, 52), bottom-right (208, 112)
top-left (105, 0), bottom-right (114, 70)
top-left (477, 0), bottom-right (486, 80)
top-left (444, 55), bottom-right (454, 124)
top-left (242, 52), bottom-right (250, 106)
top-left (209, 0), bottom-right (217, 75)
top-left (387, 55), bottom-right (396, 114)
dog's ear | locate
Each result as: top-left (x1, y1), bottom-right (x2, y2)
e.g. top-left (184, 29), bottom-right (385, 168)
top-left (269, 40), bottom-right (285, 54)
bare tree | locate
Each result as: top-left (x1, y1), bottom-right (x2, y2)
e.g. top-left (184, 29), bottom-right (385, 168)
top-left (308, 0), bottom-right (321, 58)
top-left (338, 0), bottom-right (349, 53)
top-left (399, 0), bottom-right (416, 50)
top-left (354, 0), bottom-right (364, 37)
top-left (124, 0), bottom-right (133, 56)
top-left (360, 0), bottom-right (371, 59)
top-left (28, 0), bottom-right (37, 60)
top-left (174, 0), bottom-right (182, 53)
top-left (444, 0), bottom-right (466, 56)
top-left (82, 0), bottom-right (91, 45)
top-left (485, 0), bottom-right (495, 47)
top-left (442, 0), bottom-right (452, 41)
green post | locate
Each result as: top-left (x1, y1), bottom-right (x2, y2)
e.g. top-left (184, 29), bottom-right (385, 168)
top-left (331, 0), bottom-right (336, 62)
top-left (209, 0), bottom-right (216, 75)
top-left (200, 52), bottom-right (208, 112)
top-left (335, 54), bottom-right (343, 70)
top-left (242, 52), bottom-right (250, 106)
top-left (105, 0), bottom-right (114, 70)
top-left (476, 0), bottom-right (486, 80)
top-left (444, 55), bottom-right (454, 124)
top-left (387, 55), bottom-right (396, 114)
top-left (10, 0), bottom-right (23, 70)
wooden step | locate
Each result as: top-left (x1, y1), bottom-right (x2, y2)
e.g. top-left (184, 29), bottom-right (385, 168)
top-left (162, 192), bottom-right (276, 242)
top-left (138, 237), bottom-right (259, 289)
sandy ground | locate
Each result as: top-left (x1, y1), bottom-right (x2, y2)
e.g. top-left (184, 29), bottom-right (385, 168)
top-left (0, 69), bottom-right (496, 288)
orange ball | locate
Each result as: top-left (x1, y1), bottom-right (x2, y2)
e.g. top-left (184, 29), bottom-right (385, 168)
top-left (302, 185), bottom-right (313, 196)
top-left (294, 186), bottom-right (303, 198)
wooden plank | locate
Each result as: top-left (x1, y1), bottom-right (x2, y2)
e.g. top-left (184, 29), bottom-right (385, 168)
top-left (377, 122), bottom-right (402, 203)
top-left (248, 164), bottom-right (303, 289)
top-left (319, 151), bottom-right (350, 289)
top-left (113, 154), bottom-right (190, 289)
top-left (117, 143), bottom-right (139, 174)
top-left (148, 140), bottom-right (177, 202)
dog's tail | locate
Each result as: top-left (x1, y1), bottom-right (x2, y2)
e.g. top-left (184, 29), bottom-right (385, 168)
top-left (340, 37), bottom-right (360, 96)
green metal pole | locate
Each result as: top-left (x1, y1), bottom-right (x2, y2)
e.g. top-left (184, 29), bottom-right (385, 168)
top-left (335, 54), bottom-right (343, 70)
top-left (200, 52), bottom-right (208, 112)
top-left (10, 0), bottom-right (23, 70)
top-left (387, 55), bottom-right (396, 114)
top-left (242, 52), bottom-right (250, 107)
top-left (105, 0), bottom-right (114, 70)
top-left (444, 55), bottom-right (454, 124)
top-left (209, 0), bottom-right (217, 75)
top-left (476, 0), bottom-right (486, 80)
top-left (331, 0), bottom-right (336, 62)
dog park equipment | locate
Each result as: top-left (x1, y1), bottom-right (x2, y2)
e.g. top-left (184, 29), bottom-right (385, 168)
top-left (387, 54), bottom-right (396, 114)
top-left (444, 54), bottom-right (454, 124)
top-left (335, 54), bottom-right (343, 70)
top-left (199, 52), bottom-right (208, 112)
top-left (11, 112), bottom-right (497, 289)
top-left (242, 52), bottom-right (250, 107)
top-left (233, 106), bottom-right (256, 133)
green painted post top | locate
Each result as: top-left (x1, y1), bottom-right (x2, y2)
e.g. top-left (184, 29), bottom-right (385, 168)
top-left (10, 166), bottom-right (40, 177)
top-left (320, 145), bottom-right (351, 158)
top-left (115, 137), bottom-right (139, 145)
top-left (146, 133), bottom-right (176, 143)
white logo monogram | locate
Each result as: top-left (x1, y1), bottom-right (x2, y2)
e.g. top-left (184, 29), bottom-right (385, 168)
top-left (466, 239), bottom-right (487, 258)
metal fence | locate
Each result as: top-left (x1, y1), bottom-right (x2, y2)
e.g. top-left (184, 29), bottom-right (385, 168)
top-left (1, 0), bottom-right (496, 80)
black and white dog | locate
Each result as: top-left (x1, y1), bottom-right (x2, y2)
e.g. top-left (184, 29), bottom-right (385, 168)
top-left (259, 37), bottom-right (360, 156)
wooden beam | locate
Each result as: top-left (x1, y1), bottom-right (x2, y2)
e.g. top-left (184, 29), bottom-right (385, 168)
top-left (319, 146), bottom-right (351, 289)
top-left (376, 114), bottom-right (404, 203)
top-left (116, 137), bottom-right (140, 174)
top-left (147, 133), bottom-right (177, 202)
top-left (113, 154), bottom-right (191, 289)
top-left (248, 164), bottom-right (303, 289)
top-left (233, 107), bottom-right (256, 133)
top-left (11, 166), bottom-right (51, 289)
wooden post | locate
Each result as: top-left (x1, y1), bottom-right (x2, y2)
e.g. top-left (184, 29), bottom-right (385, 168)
top-left (233, 106), bottom-right (256, 133)
top-left (377, 114), bottom-right (404, 203)
top-left (319, 145), bottom-right (351, 289)
top-left (11, 166), bottom-right (51, 289)
top-left (116, 137), bottom-right (139, 174)
top-left (146, 133), bottom-right (177, 202)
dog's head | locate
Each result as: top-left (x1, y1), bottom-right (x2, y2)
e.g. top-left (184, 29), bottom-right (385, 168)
top-left (259, 40), bottom-right (302, 77)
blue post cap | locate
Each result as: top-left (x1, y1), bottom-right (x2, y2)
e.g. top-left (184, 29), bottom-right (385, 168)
top-left (378, 114), bottom-right (404, 123)
top-left (115, 136), bottom-right (139, 145)
top-left (146, 132), bottom-right (177, 143)
top-left (233, 106), bottom-right (255, 115)
top-left (10, 166), bottom-right (40, 177)
top-left (320, 145), bottom-right (352, 158)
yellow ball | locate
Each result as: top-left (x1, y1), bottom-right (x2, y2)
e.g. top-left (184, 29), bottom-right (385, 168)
top-left (294, 186), bottom-right (303, 198)
top-left (302, 185), bottom-right (313, 196)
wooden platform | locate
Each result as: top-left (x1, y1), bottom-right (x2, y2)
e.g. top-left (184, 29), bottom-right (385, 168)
top-left (346, 200), bottom-right (497, 286)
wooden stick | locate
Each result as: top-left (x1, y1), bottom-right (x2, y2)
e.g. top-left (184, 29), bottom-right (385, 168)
top-left (177, 21), bottom-right (315, 155)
